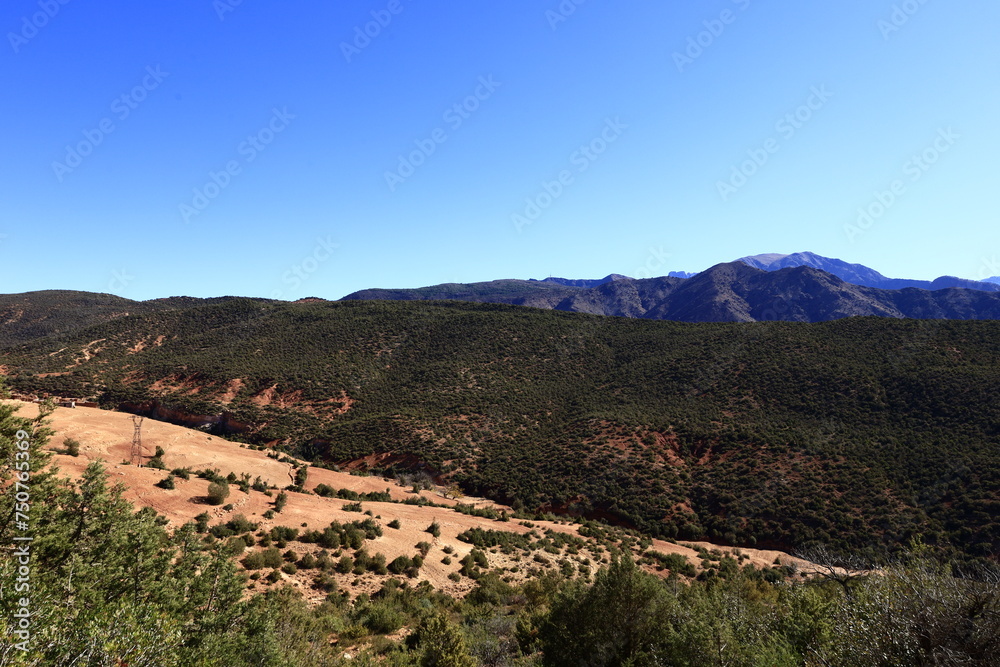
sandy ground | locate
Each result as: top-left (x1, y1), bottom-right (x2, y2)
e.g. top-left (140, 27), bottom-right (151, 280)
top-left (9, 401), bottom-right (820, 599)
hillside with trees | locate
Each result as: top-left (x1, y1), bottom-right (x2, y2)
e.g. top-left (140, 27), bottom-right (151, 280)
top-left (2, 297), bottom-right (999, 566)
top-left (2, 398), bottom-right (999, 665)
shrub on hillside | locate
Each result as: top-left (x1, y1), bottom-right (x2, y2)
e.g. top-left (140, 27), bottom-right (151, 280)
top-left (207, 481), bottom-right (230, 505)
top-left (243, 552), bottom-right (266, 570)
top-left (388, 555), bottom-right (413, 575)
top-left (261, 548), bottom-right (283, 569)
top-left (62, 438), bottom-right (81, 456)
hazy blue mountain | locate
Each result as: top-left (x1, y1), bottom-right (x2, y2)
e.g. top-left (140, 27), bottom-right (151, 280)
top-left (652, 262), bottom-right (1000, 322)
top-left (739, 252), bottom-right (1000, 293)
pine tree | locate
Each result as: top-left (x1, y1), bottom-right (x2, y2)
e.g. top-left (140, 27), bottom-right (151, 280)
top-left (418, 613), bottom-right (475, 667)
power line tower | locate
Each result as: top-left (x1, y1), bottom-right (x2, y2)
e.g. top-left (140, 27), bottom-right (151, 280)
top-left (130, 415), bottom-right (144, 466)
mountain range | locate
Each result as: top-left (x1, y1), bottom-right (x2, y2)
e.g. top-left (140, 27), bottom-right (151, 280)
top-left (343, 254), bottom-right (1000, 323)
top-left (736, 251), bottom-right (1000, 292)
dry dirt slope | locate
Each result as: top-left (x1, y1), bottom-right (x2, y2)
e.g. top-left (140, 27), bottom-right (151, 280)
top-left (11, 401), bottom-right (819, 601)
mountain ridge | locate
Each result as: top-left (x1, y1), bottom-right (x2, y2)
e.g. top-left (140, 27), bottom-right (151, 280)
top-left (341, 261), bottom-right (1000, 323)
top-left (737, 251), bottom-right (1000, 292)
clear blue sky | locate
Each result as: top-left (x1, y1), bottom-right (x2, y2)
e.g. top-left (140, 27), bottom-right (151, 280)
top-left (3, 0), bottom-right (998, 300)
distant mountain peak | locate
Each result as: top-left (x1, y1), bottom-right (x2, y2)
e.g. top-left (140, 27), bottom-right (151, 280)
top-left (737, 252), bottom-right (1000, 294)
top-left (739, 253), bottom-right (791, 268)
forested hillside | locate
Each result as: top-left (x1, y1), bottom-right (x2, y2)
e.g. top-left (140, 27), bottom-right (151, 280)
top-left (3, 297), bottom-right (999, 563)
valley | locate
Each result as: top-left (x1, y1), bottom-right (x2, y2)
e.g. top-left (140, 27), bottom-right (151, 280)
top-left (8, 400), bottom-right (811, 600)
top-left (3, 290), bottom-right (999, 664)
top-left (3, 296), bottom-right (999, 563)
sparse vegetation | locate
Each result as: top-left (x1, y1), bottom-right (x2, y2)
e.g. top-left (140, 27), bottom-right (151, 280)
top-left (5, 298), bottom-right (1000, 664)
top-left (8, 300), bottom-right (1000, 563)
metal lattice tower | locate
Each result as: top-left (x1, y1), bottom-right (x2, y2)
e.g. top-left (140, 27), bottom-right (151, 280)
top-left (130, 415), bottom-right (144, 466)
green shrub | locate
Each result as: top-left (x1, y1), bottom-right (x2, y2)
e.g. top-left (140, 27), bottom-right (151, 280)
top-left (370, 553), bottom-right (388, 575)
top-left (388, 555), bottom-right (413, 575)
top-left (261, 548), bottom-right (284, 568)
top-left (274, 491), bottom-right (288, 512)
top-left (415, 613), bottom-right (475, 667)
top-left (62, 438), bottom-right (81, 456)
top-left (228, 514), bottom-right (257, 533)
top-left (243, 552), bottom-right (266, 570)
top-left (362, 603), bottom-right (404, 635)
top-left (207, 481), bottom-right (230, 505)
top-left (270, 526), bottom-right (299, 542)
top-left (314, 483), bottom-right (336, 497)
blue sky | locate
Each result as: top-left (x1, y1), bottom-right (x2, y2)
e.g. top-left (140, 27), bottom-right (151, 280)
top-left (3, 0), bottom-right (998, 300)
